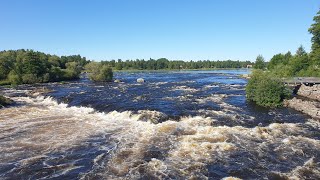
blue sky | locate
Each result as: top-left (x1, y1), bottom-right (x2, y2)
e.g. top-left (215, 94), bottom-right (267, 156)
top-left (1, 0), bottom-right (319, 61)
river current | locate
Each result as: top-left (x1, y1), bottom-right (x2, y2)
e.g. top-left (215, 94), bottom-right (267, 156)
top-left (0, 70), bottom-right (319, 179)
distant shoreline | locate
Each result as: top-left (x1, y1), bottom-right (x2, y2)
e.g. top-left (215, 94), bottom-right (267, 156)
top-left (114, 68), bottom-right (252, 72)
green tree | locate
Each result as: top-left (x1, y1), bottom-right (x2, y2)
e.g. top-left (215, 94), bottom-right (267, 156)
top-left (49, 67), bottom-right (64, 81)
top-left (254, 55), bottom-right (266, 69)
top-left (246, 70), bottom-right (291, 107)
top-left (22, 51), bottom-right (46, 76)
top-left (84, 61), bottom-right (99, 73)
top-left (0, 55), bottom-right (13, 80)
top-left (64, 61), bottom-right (82, 79)
top-left (269, 64), bottom-right (293, 78)
top-left (0, 49), bottom-right (89, 85)
top-left (22, 74), bottom-right (39, 84)
top-left (253, 76), bottom-right (290, 107)
top-left (283, 51), bottom-right (292, 65)
top-left (85, 62), bottom-right (113, 82)
top-left (296, 45), bottom-right (307, 56)
top-left (267, 53), bottom-right (285, 70)
top-left (309, 10), bottom-right (320, 65)
top-left (48, 55), bottom-right (61, 67)
top-left (115, 59), bottom-right (123, 70)
top-left (97, 66), bottom-right (113, 81)
top-left (289, 46), bottom-right (310, 75)
top-left (8, 70), bottom-right (22, 85)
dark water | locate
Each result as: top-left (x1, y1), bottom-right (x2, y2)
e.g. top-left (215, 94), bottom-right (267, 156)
top-left (0, 69), bottom-right (319, 179)
top-left (47, 70), bottom-right (308, 127)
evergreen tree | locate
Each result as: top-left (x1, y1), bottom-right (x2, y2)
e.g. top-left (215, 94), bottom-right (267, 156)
top-left (115, 59), bottom-right (123, 70)
top-left (296, 45), bottom-right (307, 57)
top-left (309, 10), bottom-right (320, 65)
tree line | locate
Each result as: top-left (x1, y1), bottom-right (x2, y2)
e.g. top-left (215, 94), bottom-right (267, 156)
top-left (100, 58), bottom-right (253, 70)
top-left (253, 9), bottom-right (320, 78)
top-left (253, 45), bottom-right (319, 77)
top-left (0, 49), bottom-right (88, 85)
top-left (0, 49), bottom-right (253, 85)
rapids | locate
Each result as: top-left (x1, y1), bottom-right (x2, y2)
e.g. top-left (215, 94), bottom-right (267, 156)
top-left (0, 70), bottom-right (319, 179)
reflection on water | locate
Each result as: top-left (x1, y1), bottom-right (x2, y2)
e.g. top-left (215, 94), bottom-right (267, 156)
top-left (0, 70), bottom-right (319, 179)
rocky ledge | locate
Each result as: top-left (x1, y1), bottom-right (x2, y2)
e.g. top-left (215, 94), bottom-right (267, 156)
top-left (284, 84), bottom-right (320, 119)
top-left (297, 84), bottom-right (320, 101)
top-left (0, 95), bottom-right (13, 108)
top-left (27, 87), bottom-right (53, 97)
top-left (284, 98), bottom-right (320, 119)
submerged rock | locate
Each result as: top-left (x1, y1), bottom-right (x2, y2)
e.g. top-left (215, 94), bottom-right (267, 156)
top-left (133, 95), bottom-right (147, 102)
top-left (222, 177), bottom-right (242, 180)
top-left (240, 74), bottom-right (250, 79)
top-left (114, 79), bottom-right (121, 83)
top-left (27, 87), bottom-right (52, 97)
top-left (0, 95), bottom-right (13, 108)
top-left (137, 78), bottom-right (145, 83)
top-left (137, 110), bottom-right (168, 124)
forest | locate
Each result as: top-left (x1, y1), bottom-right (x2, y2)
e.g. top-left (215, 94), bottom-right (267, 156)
top-left (100, 58), bottom-right (253, 70)
top-left (0, 49), bottom-right (253, 85)
top-left (252, 10), bottom-right (320, 77)
top-left (0, 49), bottom-right (88, 85)
top-left (254, 45), bottom-right (320, 77)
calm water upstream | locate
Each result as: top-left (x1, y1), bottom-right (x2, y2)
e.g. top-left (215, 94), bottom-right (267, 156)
top-left (0, 69), bottom-right (319, 179)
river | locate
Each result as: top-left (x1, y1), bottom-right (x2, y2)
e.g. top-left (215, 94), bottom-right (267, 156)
top-left (0, 69), bottom-right (319, 179)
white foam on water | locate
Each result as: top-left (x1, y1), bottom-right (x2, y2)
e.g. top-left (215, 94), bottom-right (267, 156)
top-left (222, 177), bottom-right (242, 180)
top-left (195, 94), bottom-right (255, 123)
top-left (0, 96), bottom-right (319, 179)
top-left (171, 85), bottom-right (199, 93)
top-left (149, 82), bottom-right (168, 86)
top-left (203, 84), bottom-right (220, 89)
top-left (270, 157), bottom-right (319, 179)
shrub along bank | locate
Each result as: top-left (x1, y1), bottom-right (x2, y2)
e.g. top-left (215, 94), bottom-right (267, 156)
top-left (246, 70), bottom-right (291, 107)
top-left (85, 62), bottom-right (113, 82)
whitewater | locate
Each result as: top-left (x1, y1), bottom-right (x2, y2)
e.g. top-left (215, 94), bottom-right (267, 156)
top-left (0, 70), bottom-right (319, 179)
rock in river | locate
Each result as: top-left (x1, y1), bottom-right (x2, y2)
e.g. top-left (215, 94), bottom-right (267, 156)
top-left (0, 95), bottom-right (13, 108)
top-left (137, 78), bottom-right (145, 83)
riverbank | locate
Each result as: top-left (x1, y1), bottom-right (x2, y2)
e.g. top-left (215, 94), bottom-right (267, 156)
top-left (284, 97), bottom-right (320, 119)
top-left (297, 84), bottom-right (320, 101)
top-left (284, 84), bottom-right (320, 119)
